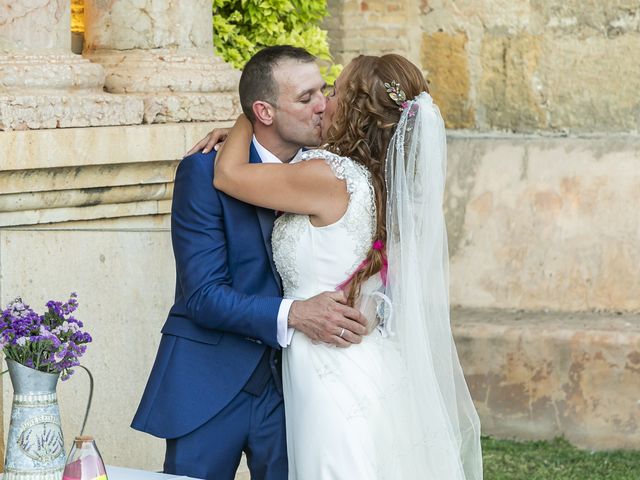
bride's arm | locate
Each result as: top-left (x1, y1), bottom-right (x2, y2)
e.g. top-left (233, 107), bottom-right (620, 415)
top-left (214, 115), bottom-right (348, 220)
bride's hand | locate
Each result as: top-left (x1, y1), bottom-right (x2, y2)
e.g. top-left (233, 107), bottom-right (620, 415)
top-left (184, 127), bottom-right (230, 156)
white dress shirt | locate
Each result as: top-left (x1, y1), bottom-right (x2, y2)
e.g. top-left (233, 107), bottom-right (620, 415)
top-left (252, 136), bottom-right (298, 347)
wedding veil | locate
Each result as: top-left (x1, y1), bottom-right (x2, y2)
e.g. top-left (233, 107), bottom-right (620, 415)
top-left (383, 92), bottom-right (483, 479)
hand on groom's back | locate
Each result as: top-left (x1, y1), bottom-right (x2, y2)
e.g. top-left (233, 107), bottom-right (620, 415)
top-left (185, 127), bottom-right (229, 156)
top-left (288, 291), bottom-right (368, 347)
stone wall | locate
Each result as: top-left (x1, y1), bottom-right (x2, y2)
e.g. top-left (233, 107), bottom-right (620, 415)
top-left (0, 0), bottom-right (240, 131)
top-left (0, 122), bottom-right (227, 472)
top-left (445, 135), bottom-right (640, 450)
top-left (326, 0), bottom-right (640, 133)
top-left (1, 1), bottom-right (639, 475)
top-left (0, 0), bottom-right (240, 472)
top-left (446, 134), bottom-right (640, 312)
top-left (326, 0), bottom-right (640, 450)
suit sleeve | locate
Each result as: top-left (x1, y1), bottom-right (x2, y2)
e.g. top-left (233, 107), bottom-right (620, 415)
top-left (171, 153), bottom-right (281, 348)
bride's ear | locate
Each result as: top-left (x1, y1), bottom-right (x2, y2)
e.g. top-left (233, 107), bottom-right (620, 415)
top-left (252, 101), bottom-right (275, 126)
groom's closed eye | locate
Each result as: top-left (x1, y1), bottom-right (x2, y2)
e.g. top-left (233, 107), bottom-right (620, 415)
top-left (297, 87), bottom-right (320, 103)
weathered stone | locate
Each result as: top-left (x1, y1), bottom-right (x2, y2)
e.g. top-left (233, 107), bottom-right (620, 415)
top-left (532, 0), bottom-right (640, 36)
top-left (0, 162), bottom-right (178, 196)
top-left (0, 218), bottom-right (173, 471)
top-left (0, 122), bottom-right (228, 227)
top-left (0, 53), bottom-right (104, 90)
top-left (82, 0), bottom-right (240, 125)
top-left (140, 92), bottom-right (241, 124)
top-left (0, 199), bottom-right (172, 226)
top-left (326, 0), bottom-right (420, 65)
top-left (479, 33), bottom-right (546, 131)
top-left (0, 0), bottom-right (71, 53)
top-left (538, 34), bottom-right (640, 132)
top-left (453, 307), bottom-right (640, 450)
top-left (0, 93), bottom-right (144, 131)
top-left (422, 32), bottom-right (475, 128)
top-left (84, 0), bottom-right (214, 51)
top-left (447, 134), bottom-right (640, 312)
top-left (0, 183), bottom-right (173, 215)
top-left (450, 0), bottom-right (533, 30)
top-left (0, 0), bottom-right (146, 130)
top-left (0, 122), bottom-right (227, 171)
top-left (85, 50), bottom-right (240, 95)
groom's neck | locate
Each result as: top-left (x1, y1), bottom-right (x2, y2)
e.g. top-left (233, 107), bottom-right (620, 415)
top-left (254, 131), bottom-right (300, 164)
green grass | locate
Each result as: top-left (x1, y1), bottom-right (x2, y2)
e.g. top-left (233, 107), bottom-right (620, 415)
top-left (482, 437), bottom-right (640, 480)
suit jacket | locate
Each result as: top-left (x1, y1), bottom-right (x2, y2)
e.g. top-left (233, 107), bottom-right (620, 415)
top-left (131, 145), bottom-right (283, 439)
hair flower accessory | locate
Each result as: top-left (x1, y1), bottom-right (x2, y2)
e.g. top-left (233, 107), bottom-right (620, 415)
top-left (384, 81), bottom-right (407, 108)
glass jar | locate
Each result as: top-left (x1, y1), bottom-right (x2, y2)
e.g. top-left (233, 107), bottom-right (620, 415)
top-left (62, 436), bottom-right (107, 480)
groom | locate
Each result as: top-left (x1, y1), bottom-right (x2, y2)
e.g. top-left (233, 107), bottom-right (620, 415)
top-left (131, 46), bottom-right (367, 480)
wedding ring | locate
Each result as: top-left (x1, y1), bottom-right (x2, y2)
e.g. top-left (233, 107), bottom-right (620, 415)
top-left (339, 328), bottom-right (345, 338)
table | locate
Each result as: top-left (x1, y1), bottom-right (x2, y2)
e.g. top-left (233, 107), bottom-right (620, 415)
top-left (106, 466), bottom-right (199, 480)
top-left (0, 466), bottom-right (199, 480)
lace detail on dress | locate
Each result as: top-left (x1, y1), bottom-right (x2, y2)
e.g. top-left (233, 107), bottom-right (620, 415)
top-left (298, 149), bottom-right (376, 276)
top-left (272, 213), bottom-right (306, 296)
top-left (299, 149), bottom-right (355, 193)
top-left (272, 149), bottom-right (377, 297)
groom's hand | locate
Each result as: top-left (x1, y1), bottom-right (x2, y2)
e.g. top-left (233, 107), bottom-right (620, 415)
top-left (288, 291), bottom-right (368, 348)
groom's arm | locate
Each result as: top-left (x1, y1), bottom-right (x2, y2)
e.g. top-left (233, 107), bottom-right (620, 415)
top-left (172, 153), bottom-right (282, 347)
top-left (174, 153), bottom-right (368, 348)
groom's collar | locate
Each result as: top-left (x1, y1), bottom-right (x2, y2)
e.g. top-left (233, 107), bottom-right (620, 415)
top-left (252, 135), bottom-right (304, 164)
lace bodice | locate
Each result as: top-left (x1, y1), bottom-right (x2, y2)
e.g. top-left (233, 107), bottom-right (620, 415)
top-left (272, 149), bottom-right (376, 299)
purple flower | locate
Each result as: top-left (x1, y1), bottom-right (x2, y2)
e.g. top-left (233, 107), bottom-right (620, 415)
top-left (1, 293), bottom-right (91, 380)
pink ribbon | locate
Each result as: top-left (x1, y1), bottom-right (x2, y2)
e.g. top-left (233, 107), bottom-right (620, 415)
top-left (337, 240), bottom-right (388, 291)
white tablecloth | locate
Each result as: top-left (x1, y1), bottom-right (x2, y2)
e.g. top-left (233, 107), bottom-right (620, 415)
top-left (0, 466), bottom-right (199, 480)
top-left (106, 466), bottom-right (199, 480)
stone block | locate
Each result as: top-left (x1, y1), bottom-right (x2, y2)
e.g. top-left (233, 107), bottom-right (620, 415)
top-left (0, 122), bottom-right (229, 227)
top-left (0, 217), bottom-right (173, 471)
top-left (479, 33), bottom-right (546, 131)
top-left (359, 0), bottom-right (386, 14)
top-left (532, 0), bottom-right (640, 36)
top-left (448, 0), bottom-right (533, 31)
top-left (375, 12), bottom-right (410, 25)
top-left (453, 308), bottom-right (640, 450)
top-left (141, 92), bottom-right (241, 124)
top-left (447, 134), bottom-right (640, 312)
top-left (538, 34), bottom-right (640, 132)
top-left (0, 163), bottom-right (179, 196)
top-left (0, 200), bottom-right (172, 227)
top-left (86, 50), bottom-right (240, 95)
top-left (0, 93), bottom-right (144, 131)
top-left (0, 122), bottom-right (229, 171)
top-left (0, 183), bottom-right (173, 214)
top-left (422, 31), bottom-right (475, 128)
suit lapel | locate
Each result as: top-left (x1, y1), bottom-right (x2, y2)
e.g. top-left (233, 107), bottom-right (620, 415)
top-left (250, 145), bottom-right (283, 292)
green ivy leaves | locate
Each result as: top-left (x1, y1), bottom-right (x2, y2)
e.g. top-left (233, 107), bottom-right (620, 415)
top-left (212, 0), bottom-right (342, 83)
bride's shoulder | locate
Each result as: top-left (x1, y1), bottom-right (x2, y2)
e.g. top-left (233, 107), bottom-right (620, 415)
top-left (296, 149), bottom-right (371, 184)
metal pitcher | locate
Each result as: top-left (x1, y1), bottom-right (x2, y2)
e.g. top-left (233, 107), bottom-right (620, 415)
top-left (4, 359), bottom-right (66, 480)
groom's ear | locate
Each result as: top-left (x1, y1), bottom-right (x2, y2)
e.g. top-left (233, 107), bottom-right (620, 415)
top-left (252, 101), bottom-right (275, 126)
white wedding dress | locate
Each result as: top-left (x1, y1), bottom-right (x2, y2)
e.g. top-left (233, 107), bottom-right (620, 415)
top-left (272, 149), bottom-right (470, 479)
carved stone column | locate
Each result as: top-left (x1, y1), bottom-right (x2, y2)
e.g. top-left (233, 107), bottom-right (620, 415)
top-left (0, 0), bottom-right (143, 131)
top-left (83, 0), bottom-right (241, 124)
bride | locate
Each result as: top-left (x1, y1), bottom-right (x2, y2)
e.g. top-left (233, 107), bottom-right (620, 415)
top-left (214, 53), bottom-right (482, 479)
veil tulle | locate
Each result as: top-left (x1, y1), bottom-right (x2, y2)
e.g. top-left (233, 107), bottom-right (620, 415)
top-left (370, 91), bottom-right (483, 478)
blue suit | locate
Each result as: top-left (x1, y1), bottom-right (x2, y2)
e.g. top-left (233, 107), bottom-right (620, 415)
top-left (132, 146), bottom-right (287, 479)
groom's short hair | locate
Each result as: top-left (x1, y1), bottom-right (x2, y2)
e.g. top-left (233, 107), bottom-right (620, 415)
top-left (239, 45), bottom-right (316, 122)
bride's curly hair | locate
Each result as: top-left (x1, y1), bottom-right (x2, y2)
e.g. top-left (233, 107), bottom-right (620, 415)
top-left (325, 54), bottom-right (429, 306)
